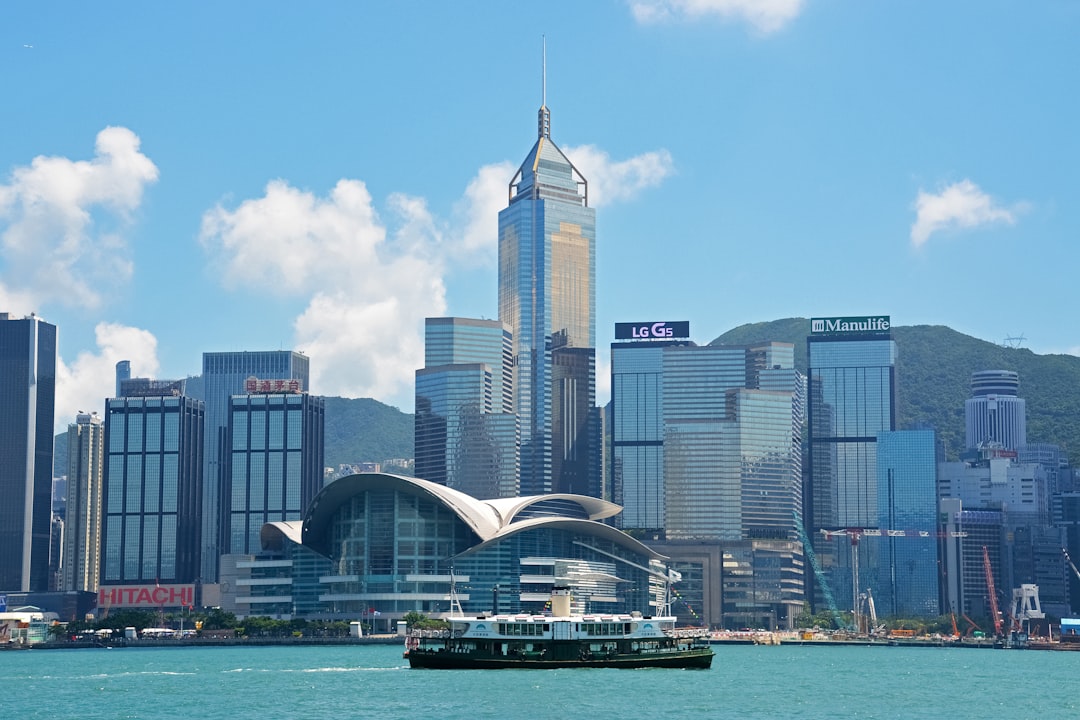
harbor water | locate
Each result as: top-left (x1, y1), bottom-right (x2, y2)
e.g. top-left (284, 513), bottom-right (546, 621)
top-left (5, 642), bottom-right (1079, 719)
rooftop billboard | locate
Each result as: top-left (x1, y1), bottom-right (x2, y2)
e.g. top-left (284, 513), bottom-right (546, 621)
top-left (810, 316), bottom-right (891, 335)
top-left (614, 321), bottom-right (690, 340)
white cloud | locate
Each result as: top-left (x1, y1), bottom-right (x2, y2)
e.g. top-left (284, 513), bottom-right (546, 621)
top-left (56, 322), bottom-right (161, 430)
top-left (200, 144), bottom-right (674, 407)
top-left (628, 0), bottom-right (804, 33)
top-left (565, 146), bottom-right (675, 207)
top-left (200, 180), bottom-right (447, 405)
top-left (0, 127), bottom-right (158, 313)
top-left (449, 161), bottom-right (515, 264)
top-left (910, 180), bottom-right (1020, 248)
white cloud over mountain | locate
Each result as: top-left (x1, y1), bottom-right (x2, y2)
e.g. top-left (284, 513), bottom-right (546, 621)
top-left (628, 0), bottom-right (804, 34)
top-left (910, 180), bottom-right (1021, 248)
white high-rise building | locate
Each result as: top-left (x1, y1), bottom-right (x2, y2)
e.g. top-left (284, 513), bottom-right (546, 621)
top-left (965, 370), bottom-right (1026, 451)
top-left (62, 412), bottom-right (104, 592)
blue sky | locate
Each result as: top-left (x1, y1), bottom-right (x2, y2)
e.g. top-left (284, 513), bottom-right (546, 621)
top-left (3, 1), bottom-right (1077, 430)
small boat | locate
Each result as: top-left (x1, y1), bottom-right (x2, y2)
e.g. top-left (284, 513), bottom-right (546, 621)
top-left (406, 587), bottom-right (713, 670)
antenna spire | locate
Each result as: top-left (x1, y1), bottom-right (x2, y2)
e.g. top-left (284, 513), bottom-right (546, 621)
top-left (538, 35), bottom-right (551, 138)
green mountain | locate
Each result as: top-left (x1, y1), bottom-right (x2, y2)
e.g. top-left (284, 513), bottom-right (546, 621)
top-left (711, 319), bottom-right (1080, 464)
top-left (52, 322), bottom-right (1079, 475)
top-left (54, 396), bottom-right (414, 478)
top-left (322, 396), bottom-right (413, 470)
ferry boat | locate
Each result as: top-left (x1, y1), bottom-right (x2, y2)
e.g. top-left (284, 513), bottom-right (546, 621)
top-left (405, 587), bottom-right (713, 669)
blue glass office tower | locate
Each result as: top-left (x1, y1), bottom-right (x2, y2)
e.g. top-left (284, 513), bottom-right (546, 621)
top-left (875, 429), bottom-right (939, 617)
top-left (201, 351), bottom-right (309, 580)
top-left (415, 318), bottom-right (518, 499)
top-left (115, 360), bottom-right (131, 398)
top-left (610, 340), bottom-right (676, 532)
top-left (222, 387), bottom-right (324, 555)
top-left (611, 337), bottom-right (803, 541)
top-left (101, 388), bottom-right (204, 584)
top-left (807, 316), bottom-right (896, 612)
top-left (0, 313), bottom-right (56, 592)
top-left (498, 100), bottom-right (596, 496)
top-left (663, 343), bottom-right (803, 541)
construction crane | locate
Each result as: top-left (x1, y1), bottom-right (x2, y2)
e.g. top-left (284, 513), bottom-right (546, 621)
top-left (961, 614), bottom-right (983, 638)
top-left (857, 588), bottom-right (883, 635)
top-left (794, 512), bottom-right (848, 630)
top-left (1064, 548), bottom-right (1080, 582)
top-left (983, 545), bottom-right (1003, 638)
top-left (1010, 585), bottom-right (1045, 639)
top-left (821, 526), bottom-right (952, 629)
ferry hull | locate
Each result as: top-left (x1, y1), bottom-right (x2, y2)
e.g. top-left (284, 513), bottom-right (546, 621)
top-left (407, 648), bottom-right (713, 670)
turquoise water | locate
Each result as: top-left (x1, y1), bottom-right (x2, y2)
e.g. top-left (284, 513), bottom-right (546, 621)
top-left (4, 643), bottom-right (1079, 719)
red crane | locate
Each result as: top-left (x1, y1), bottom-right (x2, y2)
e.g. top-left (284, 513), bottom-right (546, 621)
top-left (983, 546), bottom-right (1003, 637)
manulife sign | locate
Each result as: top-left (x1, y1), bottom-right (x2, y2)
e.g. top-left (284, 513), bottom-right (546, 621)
top-left (810, 316), bottom-right (891, 335)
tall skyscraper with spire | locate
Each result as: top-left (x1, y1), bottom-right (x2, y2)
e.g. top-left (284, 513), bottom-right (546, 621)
top-left (498, 55), bottom-right (596, 496)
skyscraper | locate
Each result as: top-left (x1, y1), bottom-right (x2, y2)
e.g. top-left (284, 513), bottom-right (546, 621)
top-left (62, 412), bottom-right (105, 592)
top-left (221, 380), bottom-right (324, 556)
top-left (201, 351), bottom-right (309, 580)
top-left (610, 324), bottom-right (689, 532)
top-left (663, 342), bottom-right (802, 541)
top-left (115, 360), bottom-right (131, 398)
top-left (875, 429), bottom-right (940, 617)
top-left (965, 369), bottom-right (1026, 451)
top-left (415, 318), bottom-right (519, 498)
top-left (807, 315), bottom-right (896, 612)
top-left (498, 89), bottom-right (596, 496)
top-left (100, 385), bottom-right (204, 585)
top-left (611, 328), bottom-right (805, 628)
top-left (0, 312), bottom-right (57, 592)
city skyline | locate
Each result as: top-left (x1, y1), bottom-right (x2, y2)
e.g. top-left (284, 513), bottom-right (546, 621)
top-left (3, 2), bottom-right (1079, 434)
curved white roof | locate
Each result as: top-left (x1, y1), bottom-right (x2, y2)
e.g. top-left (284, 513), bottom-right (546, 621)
top-left (303, 473), bottom-right (504, 555)
top-left (301, 473), bottom-right (637, 560)
top-left (261, 520), bottom-right (303, 551)
top-left (460, 516), bottom-right (667, 563)
top-left (484, 494), bottom-right (621, 525)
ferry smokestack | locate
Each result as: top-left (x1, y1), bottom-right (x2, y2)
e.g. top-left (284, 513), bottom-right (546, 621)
top-left (551, 586), bottom-right (572, 616)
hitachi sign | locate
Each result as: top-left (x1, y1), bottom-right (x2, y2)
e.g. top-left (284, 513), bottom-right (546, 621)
top-left (810, 316), bottom-right (891, 334)
top-left (98, 584), bottom-right (195, 609)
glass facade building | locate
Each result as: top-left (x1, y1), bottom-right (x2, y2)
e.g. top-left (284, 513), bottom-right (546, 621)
top-left (222, 391), bottom-right (325, 556)
top-left (201, 351), bottom-right (309, 581)
top-left (663, 343), bottom-right (802, 542)
top-left (299, 474), bottom-right (665, 621)
top-left (807, 321), bottom-right (896, 612)
top-left (0, 312), bottom-right (56, 592)
top-left (101, 393), bottom-right (204, 584)
top-left (610, 339), bottom-right (804, 628)
top-left (62, 412), bottom-right (105, 592)
top-left (415, 318), bottom-right (519, 499)
top-left (874, 429), bottom-right (940, 617)
top-left (498, 102), bottom-right (596, 496)
top-left (610, 341), bottom-right (671, 532)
